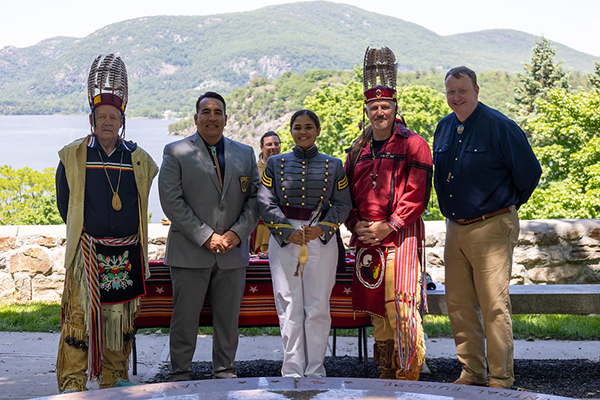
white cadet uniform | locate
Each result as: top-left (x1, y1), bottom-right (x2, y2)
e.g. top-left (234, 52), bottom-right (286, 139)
top-left (258, 145), bottom-right (351, 377)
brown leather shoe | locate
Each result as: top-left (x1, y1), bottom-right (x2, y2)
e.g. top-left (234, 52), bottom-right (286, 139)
top-left (489, 383), bottom-right (510, 389)
top-left (453, 377), bottom-right (488, 386)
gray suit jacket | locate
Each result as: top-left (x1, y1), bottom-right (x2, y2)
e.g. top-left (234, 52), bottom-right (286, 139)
top-left (159, 132), bottom-right (259, 269)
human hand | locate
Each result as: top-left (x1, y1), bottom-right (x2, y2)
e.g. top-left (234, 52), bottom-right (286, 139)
top-left (354, 220), bottom-right (373, 238)
top-left (355, 220), bottom-right (393, 246)
top-left (204, 233), bottom-right (224, 254)
top-left (303, 225), bottom-right (323, 243)
top-left (222, 231), bottom-right (241, 252)
top-left (286, 229), bottom-right (305, 245)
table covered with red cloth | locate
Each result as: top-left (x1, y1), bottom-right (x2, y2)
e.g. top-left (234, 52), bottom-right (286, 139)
top-left (134, 256), bottom-right (371, 329)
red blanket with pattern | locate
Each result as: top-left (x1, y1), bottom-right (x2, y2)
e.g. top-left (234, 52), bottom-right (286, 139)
top-left (135, 257), bottom-right (371, 329)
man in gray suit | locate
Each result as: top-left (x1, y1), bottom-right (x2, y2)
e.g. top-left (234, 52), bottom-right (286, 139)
top-left (159, 91), bottom-right (259, 381)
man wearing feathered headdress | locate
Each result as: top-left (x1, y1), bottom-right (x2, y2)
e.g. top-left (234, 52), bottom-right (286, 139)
top-left (344, 46), bottom-right (433, 380)
top-left (55, 54), bottom-right (158, 393)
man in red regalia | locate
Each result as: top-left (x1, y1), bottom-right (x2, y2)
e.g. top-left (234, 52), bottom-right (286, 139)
top-left (344, 46), bottom-right (433, 380)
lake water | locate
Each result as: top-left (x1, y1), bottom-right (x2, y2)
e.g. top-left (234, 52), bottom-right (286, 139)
top-left (0, 115), bottom-right (181, 222)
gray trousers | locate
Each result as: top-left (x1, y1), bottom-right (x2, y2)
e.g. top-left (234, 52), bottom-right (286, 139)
top-left (168, 264), bottom-right (246, 380)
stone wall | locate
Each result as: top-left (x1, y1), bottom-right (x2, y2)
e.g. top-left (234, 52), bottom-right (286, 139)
top-left (424, 219), bottom-right (600, 285)
top-left (1, 220), bottom-right (599, 303)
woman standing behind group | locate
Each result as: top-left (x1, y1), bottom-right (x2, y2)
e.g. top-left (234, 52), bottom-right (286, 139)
top-left (257, 110), bottom-right (351, 377)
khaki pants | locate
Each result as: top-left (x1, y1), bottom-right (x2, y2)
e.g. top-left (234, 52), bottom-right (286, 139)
top-left (371, 247), bottom-right (426, 373)
top-left (56, 275), bottom-right (132, 392)
top-left (444, 209), bottom-right (519, 388)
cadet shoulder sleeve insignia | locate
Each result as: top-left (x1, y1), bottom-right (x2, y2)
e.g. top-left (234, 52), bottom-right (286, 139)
top-left (261, 171), bottom-right (273, 188)
top-left (338, 175), bottom-right (348, 190)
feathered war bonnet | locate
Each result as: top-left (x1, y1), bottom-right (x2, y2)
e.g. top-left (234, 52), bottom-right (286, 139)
top-left (87, 54), bottom-right (129, 136)
top-left (363, 46), bottom-right (398, 104)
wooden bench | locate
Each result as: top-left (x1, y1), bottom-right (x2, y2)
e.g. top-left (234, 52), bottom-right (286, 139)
top-left (426, 283), bottom-right (600, 315)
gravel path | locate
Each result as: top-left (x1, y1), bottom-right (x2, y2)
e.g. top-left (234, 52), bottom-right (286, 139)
top-left (151, 357), bottom-right (600, 399)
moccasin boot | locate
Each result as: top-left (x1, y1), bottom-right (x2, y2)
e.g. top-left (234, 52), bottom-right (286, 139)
top-left (98, 368), bottom-right (133, 389)
top-left (373, 340), bottom-right (397, 379)
top-left (59, 374), bottom-right (88, 393)
top-left (395, 355), bottom-right (421, 381)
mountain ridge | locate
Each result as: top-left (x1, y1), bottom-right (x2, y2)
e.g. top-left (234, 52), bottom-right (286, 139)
top-left (0, 1), bottom-right (596, 116)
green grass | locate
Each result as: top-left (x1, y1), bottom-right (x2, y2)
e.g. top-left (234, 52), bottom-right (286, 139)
top-left (0, 302), bottom-right (62, 332)
top-left (512, 314), bottom-right (600, 340)
top-left (422, 314), bottom-right (600, 340)
top-left (2, 302), bottom-right (599, 341)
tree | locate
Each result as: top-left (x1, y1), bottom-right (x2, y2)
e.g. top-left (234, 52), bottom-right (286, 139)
top-left (278, 66), bottom-right (364, 160)
top-left (519, 89), bottom-right (600, 219)
top-left (397, 85), bottom-right (450, 145)
top-left (0, 166), bottom-right (63, 225)
top-left (513, 37), bottom-right (569, 123)
top-left (587, 61), bottom-right (600, 91)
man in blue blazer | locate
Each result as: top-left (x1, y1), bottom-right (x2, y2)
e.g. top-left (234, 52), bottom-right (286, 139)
top-left (159, 92), bottom-right (259, 380)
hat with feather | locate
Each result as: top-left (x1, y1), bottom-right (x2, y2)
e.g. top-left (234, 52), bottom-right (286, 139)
top-left (87, 54), bottom-right (128, 113)
top-left (363, 46), bottom-right (397, 103)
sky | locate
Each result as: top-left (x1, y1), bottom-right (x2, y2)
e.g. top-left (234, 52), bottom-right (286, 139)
top-left (2, 0), bottom-right (599, 57)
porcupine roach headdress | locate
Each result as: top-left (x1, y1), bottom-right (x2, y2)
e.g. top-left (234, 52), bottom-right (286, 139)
top-left (363, 46), bottom-right (397, 103)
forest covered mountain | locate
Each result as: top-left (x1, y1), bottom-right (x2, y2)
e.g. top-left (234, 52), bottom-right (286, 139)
top-left (0, 1), bottom-right (596, 116)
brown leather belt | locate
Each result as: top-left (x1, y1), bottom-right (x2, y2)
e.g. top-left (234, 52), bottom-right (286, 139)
top-left (453, 205), bottom-right (515, 225)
